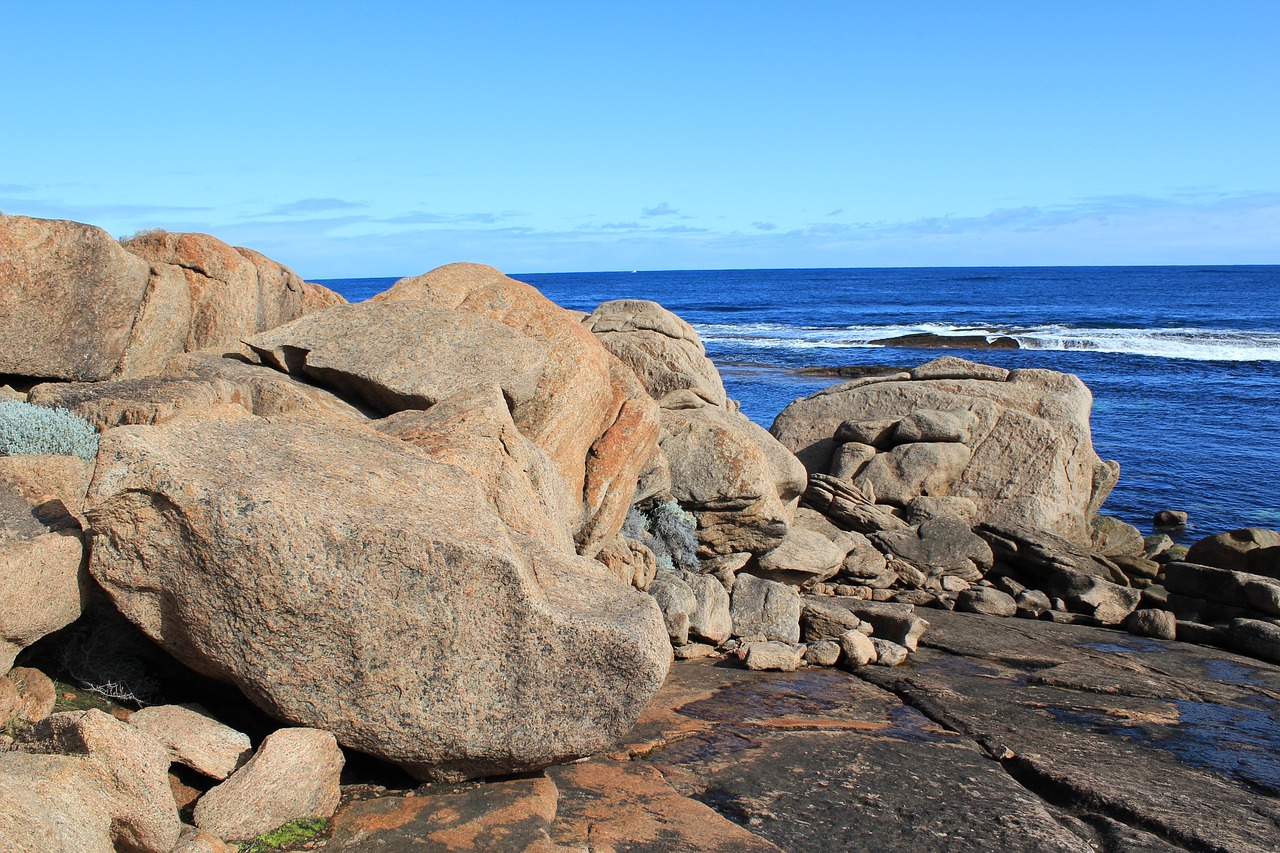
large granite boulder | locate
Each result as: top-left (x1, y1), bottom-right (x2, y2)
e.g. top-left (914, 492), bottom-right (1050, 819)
top-left (771, 357), bottom-right (1117, 544)
top-left (0, 216), bottom-right (155, 381)
top-left (85, 415), bottom-right (671, 781)
top-left (121, 229), bottom-right (345, 356)
top-left (0, 216), bottom-right (343, 383)
top-left (586, 299), bottom-right (806, 557)
top-left (1184, 528), bottom-right (1280, 580)
top-left (366, 263), bottom-right (661, 556)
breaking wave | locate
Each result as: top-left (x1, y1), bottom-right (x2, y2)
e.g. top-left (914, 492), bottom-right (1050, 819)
top-left (692, 322), bottom-right (1280, 362)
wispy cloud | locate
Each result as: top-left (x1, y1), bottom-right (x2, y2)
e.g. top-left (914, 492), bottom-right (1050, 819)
top-left (642, 202), bottom-right (678, 217)
top-left (265, 197), bottom-right (366, 216)
top-left (0, 184), bottom-right (34, 194)
top-left (381, 210), bottom-right (507, 225)
top-left (752, 221), bottom-right (777, 231)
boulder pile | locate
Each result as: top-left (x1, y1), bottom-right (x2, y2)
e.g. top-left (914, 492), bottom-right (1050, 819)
top-left (2, 213), bottom-right (1278, 849)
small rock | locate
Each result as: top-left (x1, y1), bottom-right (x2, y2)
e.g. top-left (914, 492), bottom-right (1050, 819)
top-left (744, 641), bottom-right (806, 672)
top-left (129, 704), bottom-right (252, 781)
top-left (673, 643), bottom-right (716, 660)
top-left (833, 583), bottom-right (872, 598)
top-left (1142, 534), bottom-right (1175, 560)
top-left (940, 576), bottom-right (971, 592)
top-left (5, 667), bottom-right (56, 723)
top-left (892, 589), bottom-right (938, 606)
top-left (171, 826), bottom-right (234, 853)
top-left (730, 573), bottom-right (802, 643)
top-left (1125, 609), bottom-right (1177, 641)
top-left (993, 575), bottom-right (1027, 597)
top-left (955, 587), bottom-right (1017, 617)
top-left (1227, 618), bottom-right (1280, 664)
top-left (803, 640), bottom-right (842, 667)
top-left (870, 638), bottom-right (909, 666)
top-left (194, 728), bottom-right (343, 842)
top-left (0, 677), bottom-right (20, 725)
top-left (1014, 589), bottom-right (1052, 617)
top-left (1153, 510), bottom-right (1189, 529)
top-left (837, 629), bottom-right (877, 667)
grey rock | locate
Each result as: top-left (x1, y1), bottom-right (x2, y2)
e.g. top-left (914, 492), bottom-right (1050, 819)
top-left (955, 587), bottom-right (1017, 617)
top-left (829, 441), bottom-right (876, 479)
top-left (803, 640), bottom-right (842, 666)
top-left (891, 409), bottom-right (977, 444)
top-left (744, 641), bottom-right (806, 672)
top-left (838, 629), bottom-right (877, 666)
top-left (648, 572), bottom-right (696, 646)
top-left (1125, 609), bottom-right (1177, 641)
top-left (800, 597), bottom-right (864, 642)
top-left (871, 516), bottom-right (993, 583)
top-left (1185, 528), bottom-right (1280, 579)
top-left (129, 704), bottom-right (251, 781)
top-left (870, 638), bottom-right (910, 666)
top-left (730, 573), bottom-right (802, 643)
top-left (904, 496), bottom-right (979, 526)
top-left (1152, 510), bottom-right (1188, 529)
top-left (1227, 619), bottom-right (1280, 664)
top-left (1090, 514), bottom-right (1145, 558)
top-left (1014, 589), bottom-right (1052, 617)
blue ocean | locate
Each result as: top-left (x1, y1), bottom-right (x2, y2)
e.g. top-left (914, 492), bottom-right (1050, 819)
top-left (320, 267), bottom-right (1280, 542)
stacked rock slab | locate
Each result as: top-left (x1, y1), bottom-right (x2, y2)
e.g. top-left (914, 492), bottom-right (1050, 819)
top-left (771, 356), bottom-right (1118, 543)
top-left (0, 216), bottom-right (344, 383)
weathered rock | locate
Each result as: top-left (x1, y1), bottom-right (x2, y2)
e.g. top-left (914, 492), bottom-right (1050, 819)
top-left (956, 587), bottom-right (1018, 617)
top-left (3, 667), bottom-right (57, 722)
top-left (774, 359), bottom-right (1115, 542)
top-left (648, 571), bottom-right (696, 646)
top-left (804, 639), bottom-right (842, 666)
top-left (0, 752), bottom-right (115, 853)
top-left (1, 476), bottom-right (90, 672)
top-left (838, 629), bottom-right (877, 666)
top-left (121, 229), bottom-right (345, 357)
top-left (171, 827), bottom-right (234, 853)
top-left (0, 216), bottom-right (153, 380)
top-left (674, 642), bottom-right (717, 660)
top-left (661, 405), bottom-right (803, 556)
top-left (813, 599), bottom-right (929, 650)
top-left (128, 704), bottom-right (252, 781)
top-left (744, 641), bottom-right (806, 672)
top-left (372, 262), bottom-right (661, 557)
top-left (86, 415), bottom-right (671, 781)
top-left (1125, 609), bottom-right (1177, 640)
top-left (168, 352), bottom-right (372, 423)
top-left (584, 299), bottom-right (727, 407)
top-left (1111, 553), bottom-right (1161, 580)
top-left (891, 408), bottom-right (978, 443)
top-left (1185, 528), bottom-right (1280, 579)
top-left (800, 597), bottom-right (865, 642)
top-left (855, 441), bottom-right (973, 506)
top-left (1143, 533), bottom-right (1175, 560)
top-left (752, 527), bottom-right (845, 587)
top-left (978, 521), bottom-right (1128, 585)
top-left (829, 440), bottom-right (876, 479)
top-left (870, 638), bottom-right (910, 666)
top-left (326, 776), bottom-right (559, 852)
top-left (1090, 514), bottom-right (1145, 558)
top-left (36, 709), bottom-right (182, 853)
top-left (595, 533), bottom-right (658, 590)
top-left (686, 572), bottom-right (733, 645)
top-left (1226, 619), bottom-right (1280, 664)
top-left (730, 573), bottom-right (801, 643)
top-left (1050, 571), bottom-right (1142, 625)
top-left (1015, 589), bottom-right (1053, 617)
top-left (1153, 509), bottom-right (1189, 529)
top-left (834, 417), bottom-right (898, 447)
top-left (871, 516), bottom-right (994, 583)
top-left (193, 728), bottom-right (343, 842)
top-left (904, 495), bottom-right (979, 526)
top-left (802, 474), bottom-right (910, 535)
top-left (0, 454), bottom-right (92, 523)
top-left (374, 385), bottom-right (575, 552)
top-left (1161, 560), bottom-right (1280, 616)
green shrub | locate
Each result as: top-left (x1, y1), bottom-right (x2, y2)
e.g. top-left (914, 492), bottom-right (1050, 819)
top-left (242, 818), bottom-right (329, 852)
top-left (0, 400), bottom-right (99, 462)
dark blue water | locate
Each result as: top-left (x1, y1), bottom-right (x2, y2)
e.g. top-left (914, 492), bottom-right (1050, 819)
top-left (317, 267), bottom-right (1280, 540)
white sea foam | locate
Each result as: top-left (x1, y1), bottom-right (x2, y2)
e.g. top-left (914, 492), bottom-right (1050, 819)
top-left (692, 322), bottom-right (1280, 362)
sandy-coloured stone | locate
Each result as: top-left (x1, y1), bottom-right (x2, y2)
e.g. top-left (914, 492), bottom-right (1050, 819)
top-left (0, 216), bottom-right (152, 380)
top-left (585, 298), bottom-right (728, 407)
top-left (1, 475), bottom-right (89, 672)
top-left (0, 454), bottom-right (92, 523)
top-left (830, 440), bottom-right (877, 479)
top-left (744, 641), bottom-right (806, 671)
top-left (956, 587), bottom-right (1018, 617)
top-left (194, 728), bottom-right (343, 842)
top-left (86, 415), bottom-right (670, 780)
top-left (774, 360), bottom-right (1115, 543)
top-left (804, 639), bottom-right (842, 666)
top-left (0, 751), bottom-right (115, 853)
top-left (36, 709), bottom-right (181, 853)
top-left (595, 533), bottom-right (658, 590)
top-left (372, 262), bottom-right (661, 556)
top-left (4, 666), bottom-right (57, 722)
top-left (374, 385), bottom-right (575, 552)
top-left (687, 571), bottom-right (733, 645)
top-left (838, 629), bottom-right (878, 666)
top-left (730, 573), bottom-right (802, 643)
top-left (171, 826), bottom-right (234, 853)
top-left (129, 704), bottom-right (252, 781)
top-left (753, 527), bottom-right (846, 587)
top-left (121, 229), bottom-right (345, 356)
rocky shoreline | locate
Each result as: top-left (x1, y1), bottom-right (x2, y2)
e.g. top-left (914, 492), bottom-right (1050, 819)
top-left (1, 213), bottom-right (1278, 851)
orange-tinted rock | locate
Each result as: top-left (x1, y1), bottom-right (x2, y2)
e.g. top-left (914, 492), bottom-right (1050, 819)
top-left (0, 216), bottom-right (152, 380)
top-left (326, 776), bottom-right (559, 852)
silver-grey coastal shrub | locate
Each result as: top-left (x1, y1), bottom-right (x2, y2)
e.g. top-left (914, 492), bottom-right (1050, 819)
top-left (622, 501), bottom-right (700, 573)
top-left (0, 400), bottom-right (99, 462)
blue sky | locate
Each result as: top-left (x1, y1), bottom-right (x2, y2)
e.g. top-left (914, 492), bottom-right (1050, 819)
top-left (2, 2), bottom-right (1278, 276)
